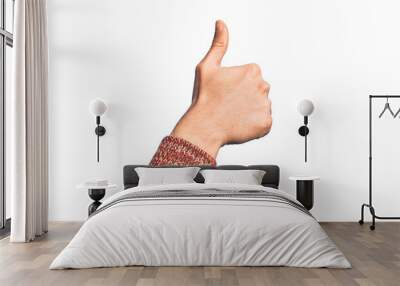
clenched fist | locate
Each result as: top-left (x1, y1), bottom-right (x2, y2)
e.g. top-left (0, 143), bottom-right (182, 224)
top-left (171, 20), bottom-right (272, 158)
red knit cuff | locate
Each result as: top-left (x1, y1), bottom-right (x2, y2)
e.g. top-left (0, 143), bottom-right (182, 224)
top-left (150, 136), bottom-right (216, 167)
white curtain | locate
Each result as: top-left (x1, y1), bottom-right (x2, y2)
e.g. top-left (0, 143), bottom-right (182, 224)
top-left (9, 0), bottom-right (48, 242)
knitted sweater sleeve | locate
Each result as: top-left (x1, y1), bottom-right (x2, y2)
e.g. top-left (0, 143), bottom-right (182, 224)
top-left (149, 136), bottom-right (216, 167)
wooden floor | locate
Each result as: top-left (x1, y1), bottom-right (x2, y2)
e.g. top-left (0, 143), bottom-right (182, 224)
top-left (0, 222), bottom-right (399, 286)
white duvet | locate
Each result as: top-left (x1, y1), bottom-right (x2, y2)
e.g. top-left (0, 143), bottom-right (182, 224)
top-left (50, 183), bottom-right (350, 269)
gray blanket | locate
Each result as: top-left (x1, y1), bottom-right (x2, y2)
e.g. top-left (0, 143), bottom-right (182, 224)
top-left (50, 183), bottom-right (351, 269)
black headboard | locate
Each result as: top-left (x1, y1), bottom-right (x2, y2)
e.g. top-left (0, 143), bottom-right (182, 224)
top-left (123, 165), bottom-right (280, 189)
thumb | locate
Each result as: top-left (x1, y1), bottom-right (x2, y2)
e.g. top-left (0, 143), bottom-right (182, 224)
top-left (201, 20), bottom-right (229, 67)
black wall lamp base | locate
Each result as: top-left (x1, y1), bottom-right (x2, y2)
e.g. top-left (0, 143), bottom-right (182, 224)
top-left (95, 126), bottom-right (106, 136)
top-left (298, 126), bottom-right (309, 136)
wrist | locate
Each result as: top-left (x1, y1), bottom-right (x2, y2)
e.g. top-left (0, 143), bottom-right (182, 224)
top-left (171, 105), bottom-right (224, 158)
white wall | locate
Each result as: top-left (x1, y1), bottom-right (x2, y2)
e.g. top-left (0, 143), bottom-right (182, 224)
top-left (48, 0), bottom-right (400, 221)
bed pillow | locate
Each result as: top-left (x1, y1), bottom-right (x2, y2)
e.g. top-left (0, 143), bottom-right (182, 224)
top-left (200, 169), bottom-right (266, 185)
top-left (135, 167), bottom-right (200, 186)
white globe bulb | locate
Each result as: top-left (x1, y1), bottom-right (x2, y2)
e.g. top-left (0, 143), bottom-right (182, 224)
top-left (297, 99), bottom-right (314, 116)
top-left (89, 99), bottom-right (107, 116)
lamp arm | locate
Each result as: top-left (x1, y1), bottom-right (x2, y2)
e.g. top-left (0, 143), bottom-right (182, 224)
top-left (304, 116), bottom-right (308, 162)
top-left (305, 133), bottom-right (307, 162)
top-left (97, 127), bottom-right (100, 162)
top-left (96, 116), bottom-right (100, 162)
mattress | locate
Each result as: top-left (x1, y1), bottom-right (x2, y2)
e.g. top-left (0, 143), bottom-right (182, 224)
top-left (50, 183), bottom-right (350, 269)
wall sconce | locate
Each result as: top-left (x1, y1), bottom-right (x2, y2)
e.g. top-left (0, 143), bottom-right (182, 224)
top-left (297, 99), bottom-right (314, 162)
top-left (89, 99), bottom-right (107, 162)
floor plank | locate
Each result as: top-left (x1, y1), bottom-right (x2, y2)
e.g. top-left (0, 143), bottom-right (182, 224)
top-left (0, 222), bottom-right (399, 286)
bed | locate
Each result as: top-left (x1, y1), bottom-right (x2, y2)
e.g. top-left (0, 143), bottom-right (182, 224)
top-left (50, 165), bottom-right (350, 269)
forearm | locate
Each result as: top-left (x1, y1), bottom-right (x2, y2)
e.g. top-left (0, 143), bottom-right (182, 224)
top-left (149, 136), bottom-right (216, 167)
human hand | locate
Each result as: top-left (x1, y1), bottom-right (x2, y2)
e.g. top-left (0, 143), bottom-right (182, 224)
top-left (171, 20), bottom-right (272, 158)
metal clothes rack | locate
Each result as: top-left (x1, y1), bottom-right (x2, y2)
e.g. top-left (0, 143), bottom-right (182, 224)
top-left (359, 95), bottom-right (400, 230)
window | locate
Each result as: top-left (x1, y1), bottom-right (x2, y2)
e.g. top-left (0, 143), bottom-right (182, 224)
top-left (0, 0), bottom-right (13, 234)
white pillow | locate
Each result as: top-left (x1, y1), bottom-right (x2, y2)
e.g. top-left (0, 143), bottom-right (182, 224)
top-left (135, 167), bottom-right (200, 186)
top-left (200, 169), bottom-right (266, 185)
